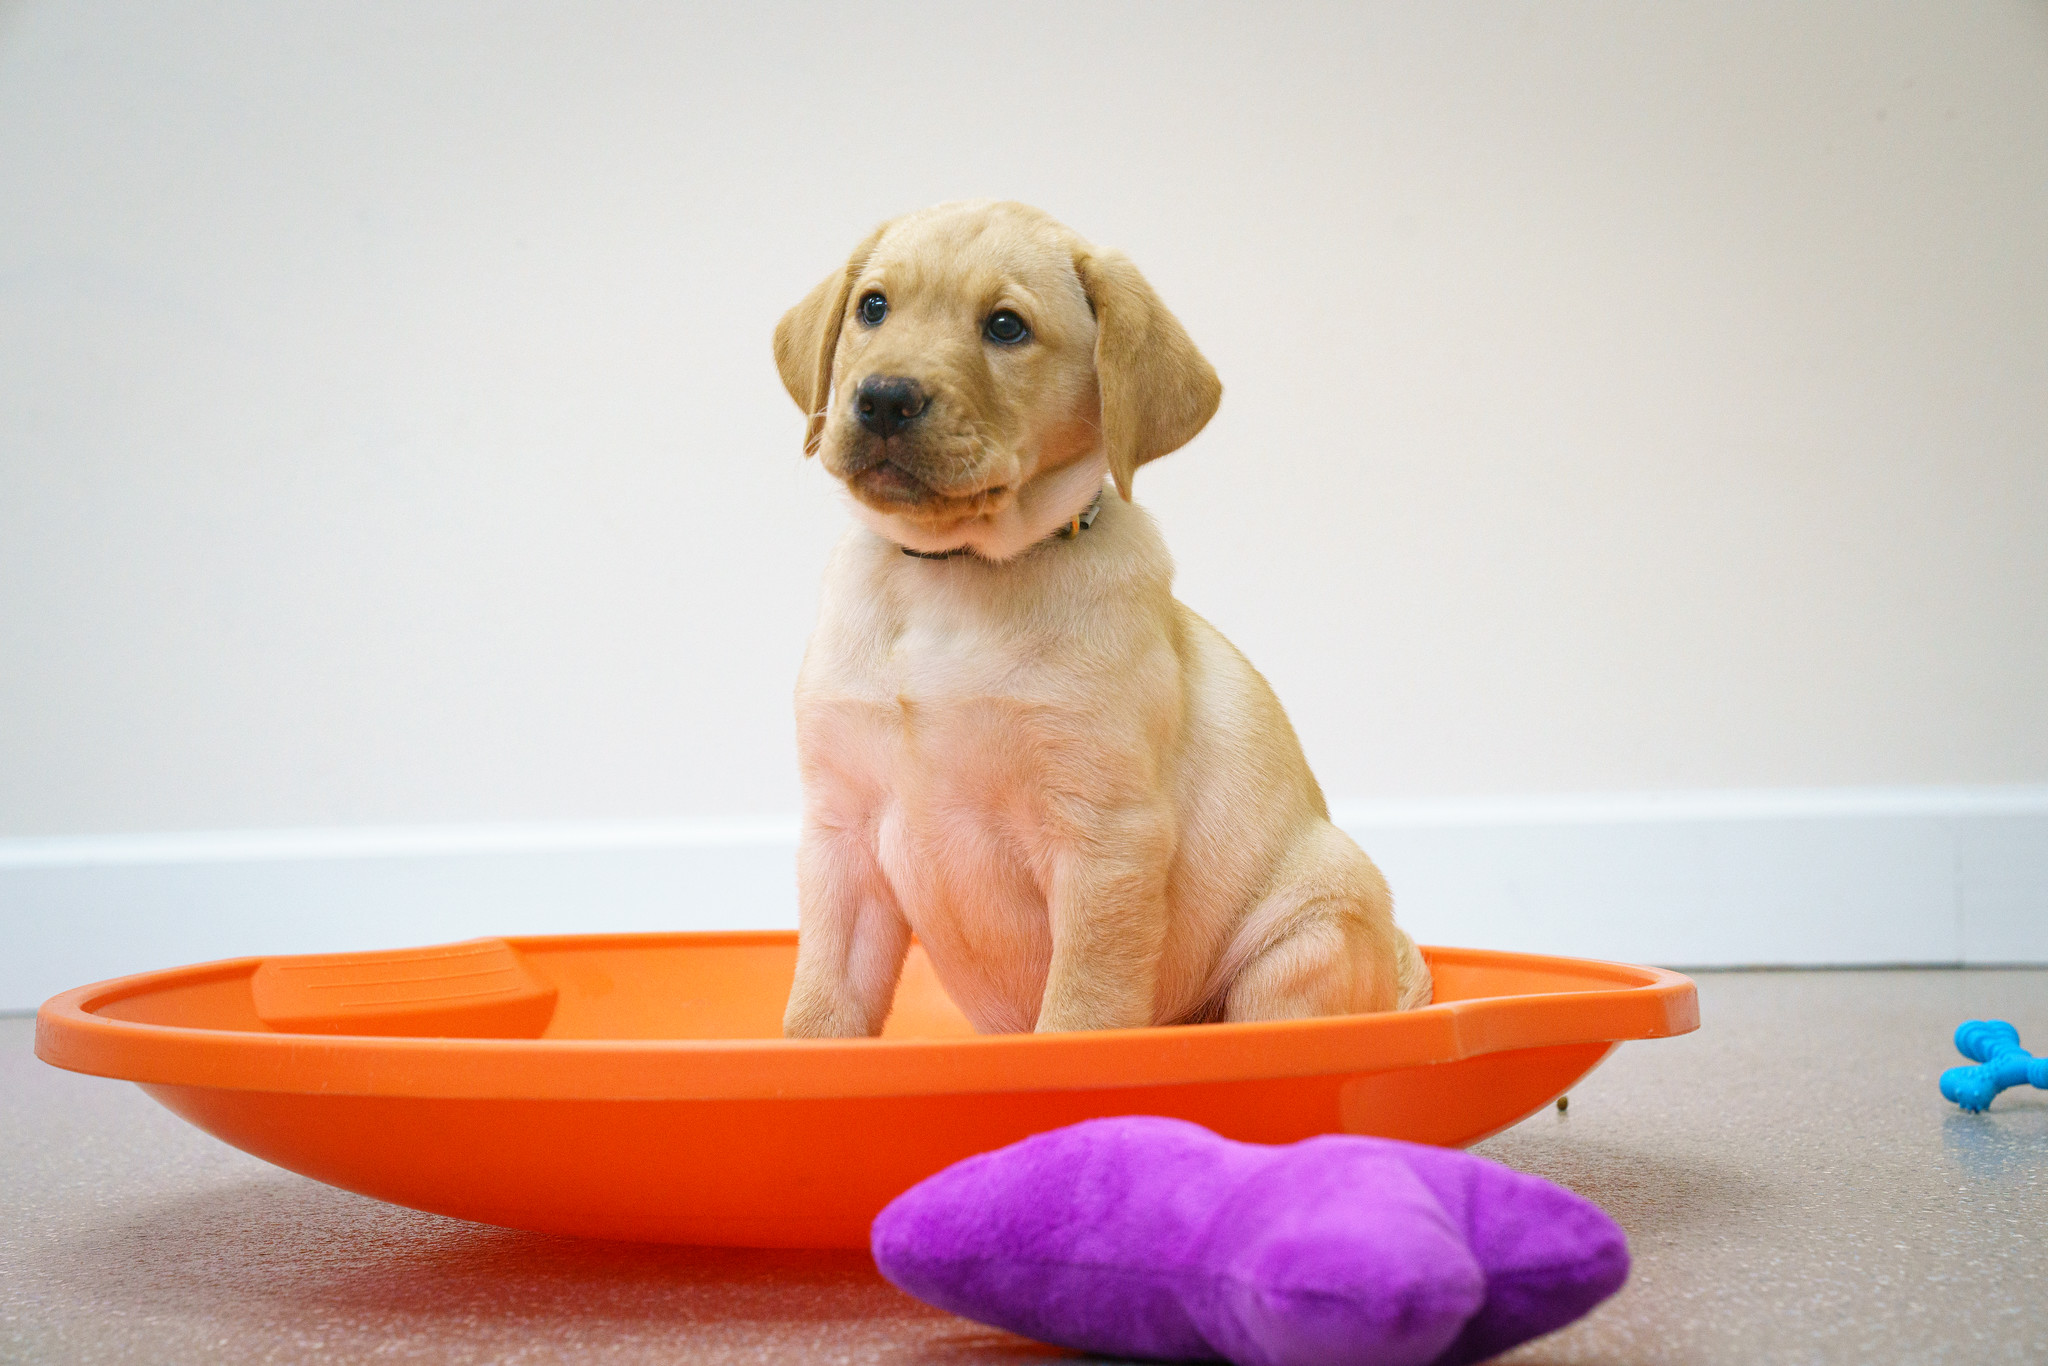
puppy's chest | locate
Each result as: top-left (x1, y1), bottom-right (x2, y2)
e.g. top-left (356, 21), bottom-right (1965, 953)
top-left (805, 613), bottom-right (1084, 790)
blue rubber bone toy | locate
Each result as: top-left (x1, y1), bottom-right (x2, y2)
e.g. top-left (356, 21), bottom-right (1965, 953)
top-left (1939, 1020), bottom-right (2048, 1113)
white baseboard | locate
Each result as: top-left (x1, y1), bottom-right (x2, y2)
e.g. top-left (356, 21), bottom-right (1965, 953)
top-left (5, 786), bottom-right (2044, 1010)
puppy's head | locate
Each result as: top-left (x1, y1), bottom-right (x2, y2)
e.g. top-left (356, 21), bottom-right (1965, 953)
top-left (774, 201), bottom-right (1221, 542)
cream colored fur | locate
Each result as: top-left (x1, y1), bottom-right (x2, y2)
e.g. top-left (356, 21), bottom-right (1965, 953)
top-left (775, 201), bottom-right (1430, 1036)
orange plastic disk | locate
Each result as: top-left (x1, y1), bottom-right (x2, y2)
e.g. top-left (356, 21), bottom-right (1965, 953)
top-left (36, 933), bottom-right (1697, 1248)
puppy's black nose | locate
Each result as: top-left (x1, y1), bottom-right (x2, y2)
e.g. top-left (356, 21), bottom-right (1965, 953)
top-left (855, 376), bottom-right (927, 437)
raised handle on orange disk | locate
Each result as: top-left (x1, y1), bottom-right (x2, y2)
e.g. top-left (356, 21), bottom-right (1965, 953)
top-left (250, 938), bottom-right (557, 1038)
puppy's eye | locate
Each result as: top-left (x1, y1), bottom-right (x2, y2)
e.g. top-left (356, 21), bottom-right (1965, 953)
top-left (857, 292), bottom-right (888, 326)
top-left (984, 309), bottom-right (1030, 345)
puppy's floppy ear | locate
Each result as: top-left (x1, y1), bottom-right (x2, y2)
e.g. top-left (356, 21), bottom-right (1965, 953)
top-left (1074, 247), bottom-right (1223, 500)
top-left (774, 222), bottom-right (889, 456)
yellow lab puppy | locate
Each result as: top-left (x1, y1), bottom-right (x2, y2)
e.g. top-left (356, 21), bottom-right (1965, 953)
top-left (776, 200), bottom-right (1429, 1037)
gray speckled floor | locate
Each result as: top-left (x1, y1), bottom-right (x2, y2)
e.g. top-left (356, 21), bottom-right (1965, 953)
top-left (5, 970), bottom-right (2044, 1365)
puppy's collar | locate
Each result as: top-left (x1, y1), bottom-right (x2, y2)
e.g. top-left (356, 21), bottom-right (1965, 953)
top-left (901, 492), bottom-right (1102, 561)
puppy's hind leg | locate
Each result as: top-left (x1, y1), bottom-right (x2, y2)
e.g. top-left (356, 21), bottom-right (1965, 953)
top-left (1220, 827), bottom-right (1431, 1022)
top-left (784, 818), bottom-right (912, 1038)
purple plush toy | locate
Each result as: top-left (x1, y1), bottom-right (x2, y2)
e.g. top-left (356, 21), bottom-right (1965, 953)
top-left (872, 1117), bottom-right (1627, 1366)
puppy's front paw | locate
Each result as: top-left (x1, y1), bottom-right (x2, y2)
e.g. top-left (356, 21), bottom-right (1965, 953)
top-left (1034, 997), bottom-right (1145, 1034)
top-left (782, 990), bottom-right (878, 1039)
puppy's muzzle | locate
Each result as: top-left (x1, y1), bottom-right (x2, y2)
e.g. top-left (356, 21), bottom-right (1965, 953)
top-left (855, 376), bottom-right (927, 438)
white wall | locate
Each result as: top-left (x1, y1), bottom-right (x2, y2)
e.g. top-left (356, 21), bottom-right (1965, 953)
top-left (3, 3), bottom-right (2046, 999)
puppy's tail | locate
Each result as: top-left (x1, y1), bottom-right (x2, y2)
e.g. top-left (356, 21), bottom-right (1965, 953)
top-left (1394, 928), bottom-right (1434, 1011)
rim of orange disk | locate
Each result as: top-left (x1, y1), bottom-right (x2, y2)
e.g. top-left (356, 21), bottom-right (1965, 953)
top-left (33, 935), bottom-right (1698, 1103)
